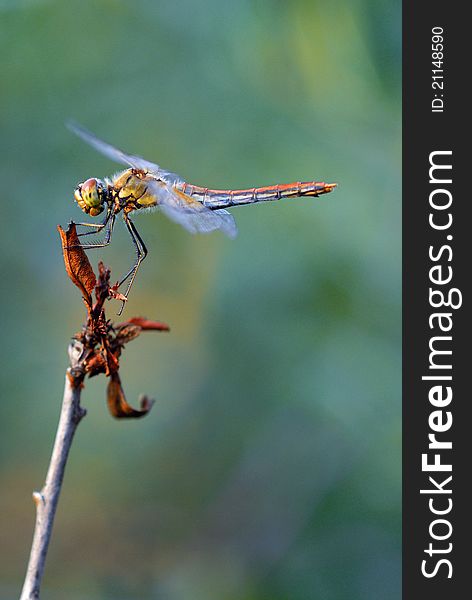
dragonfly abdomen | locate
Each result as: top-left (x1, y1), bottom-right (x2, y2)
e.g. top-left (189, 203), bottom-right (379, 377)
top-left (180, 181), bottom-right (337, 209)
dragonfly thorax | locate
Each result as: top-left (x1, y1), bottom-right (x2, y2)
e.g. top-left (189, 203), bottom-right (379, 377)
top-left (74, 177), bottom-right (109, 216)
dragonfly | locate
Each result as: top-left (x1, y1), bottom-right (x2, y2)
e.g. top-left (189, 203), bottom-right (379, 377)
top-left (69, 122), bottom-right (337, 313)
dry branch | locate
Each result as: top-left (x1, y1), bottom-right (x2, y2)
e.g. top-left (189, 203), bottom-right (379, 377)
top-left (19, 224), bottom-right (169, 598)
top-left (20, 343), bottom-right (87, 600)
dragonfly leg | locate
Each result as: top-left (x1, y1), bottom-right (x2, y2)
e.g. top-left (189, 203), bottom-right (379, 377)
top-left (77, 222), bottom-right (106, 239)
top-left (74, 208), bottom-right (112, 238)
top-left (117, 214), bottom-right (148, 315)
top-left (77, 215), bottom-right (116, 249)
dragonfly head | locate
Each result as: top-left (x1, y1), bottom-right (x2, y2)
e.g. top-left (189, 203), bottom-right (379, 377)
top-left (74, 178), bottom-right (107, 217)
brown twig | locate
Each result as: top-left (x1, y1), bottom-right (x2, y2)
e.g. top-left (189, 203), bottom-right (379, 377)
top-left (20, 223), bottom-right (169, 599)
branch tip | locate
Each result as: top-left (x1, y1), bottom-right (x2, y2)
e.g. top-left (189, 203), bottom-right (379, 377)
top-left (32, 492), bottom-right (44, 507)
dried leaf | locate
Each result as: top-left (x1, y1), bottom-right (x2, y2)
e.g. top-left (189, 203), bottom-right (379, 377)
top-left (125, 317), bottom-right (170, 332)
top-left (102, 338), bottom-right (120, 375)
top-left (107, 372), bottom-right (155, 418)
top-left (85, 351), bottom-right (107, 377)
top-left (58, 223), bottom-right (96, 307)
top-left (115, 323), bottom-right (143, 345)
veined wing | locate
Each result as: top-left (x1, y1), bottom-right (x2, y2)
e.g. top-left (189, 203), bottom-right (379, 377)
top-left (147, 178), bottom-right (238, 239)
top-left (67, 121), bottom-right (183, 186)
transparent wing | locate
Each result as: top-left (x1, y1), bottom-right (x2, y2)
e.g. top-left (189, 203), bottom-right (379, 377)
top-left (147, 179), bottom-right (238, 239)
top-left (67, 121), bottom-right (183, 185)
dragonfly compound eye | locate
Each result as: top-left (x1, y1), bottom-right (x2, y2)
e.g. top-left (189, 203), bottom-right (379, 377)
top-left (74, 178), bottom-right (105, 216)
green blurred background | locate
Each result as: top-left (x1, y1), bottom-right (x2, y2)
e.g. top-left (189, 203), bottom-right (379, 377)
top-left (0, 0), bottom-right (400, 598)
